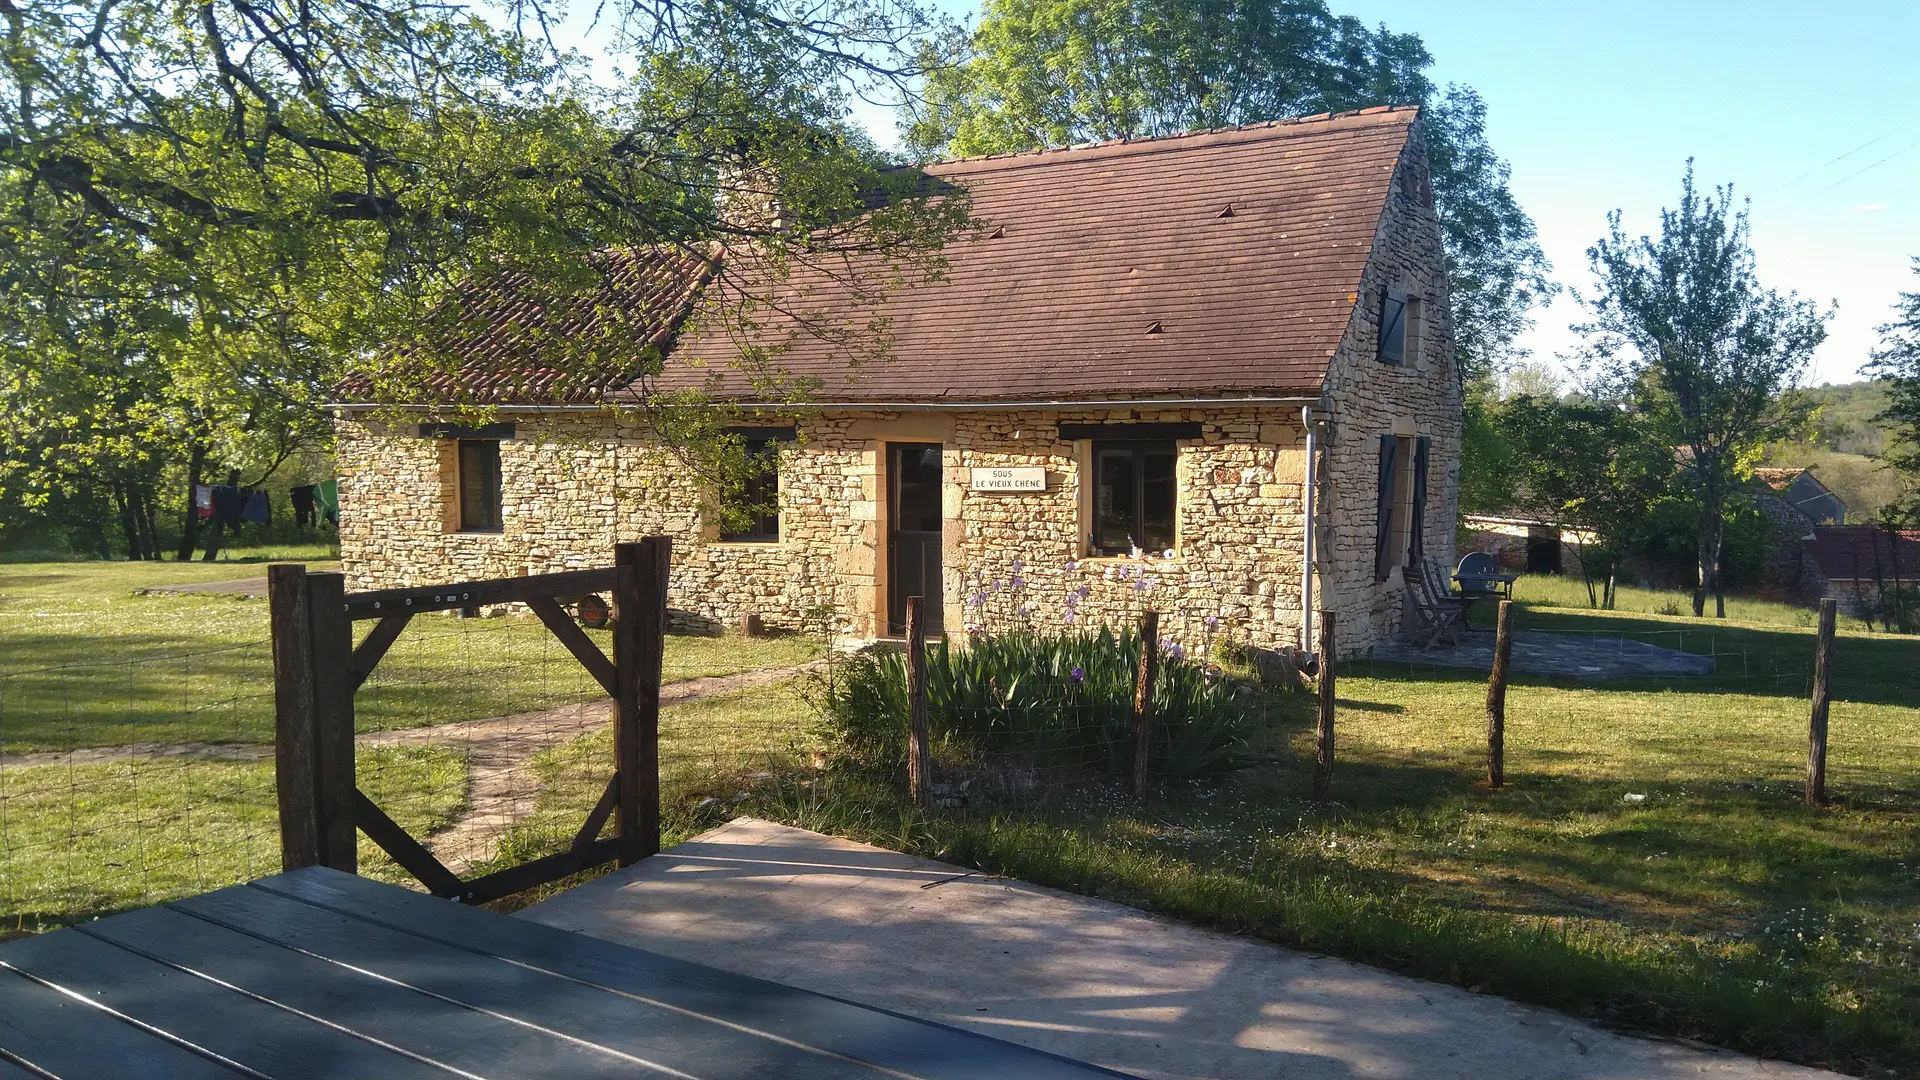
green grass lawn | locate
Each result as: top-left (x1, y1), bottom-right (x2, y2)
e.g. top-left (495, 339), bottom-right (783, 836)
top-left (1, 744), bottom-right (466, 936)
top-left (0, 558), bottom-right (821, 751)
top-left (457, 681), bottom-right (822, 911)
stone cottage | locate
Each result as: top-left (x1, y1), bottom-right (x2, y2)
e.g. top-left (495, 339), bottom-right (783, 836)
top-left (331, 106), bottom-right (1460, 657)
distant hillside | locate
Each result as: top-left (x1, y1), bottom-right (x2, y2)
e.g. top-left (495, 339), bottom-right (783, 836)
top-left (1763, 380), bottom-right (1906, 522)
top-left (1796, 380), bottom-right (1891, 457)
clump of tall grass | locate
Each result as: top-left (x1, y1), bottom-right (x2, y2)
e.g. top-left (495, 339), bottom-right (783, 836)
top-left (815, 626), bottom-right (1258, 782)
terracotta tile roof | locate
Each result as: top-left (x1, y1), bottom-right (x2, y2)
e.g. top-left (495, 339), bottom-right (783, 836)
top-left (1753, 467), bottom-right (1808, 492)
top-left (1807, 525), bottom-right (1920, 582)
top-left (334, 247), bottom-right (714, 405)
top-left (650, 106), bottom-right (1421, 403)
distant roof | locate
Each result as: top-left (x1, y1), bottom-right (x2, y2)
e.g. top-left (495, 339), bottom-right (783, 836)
top-left (652, 106), bottom-right (1421, 403)
top-left (1753, 466), bottom-right (1808, 492)
top-left (1807, 525), bottom-right (1920, 582)
top-left (333, 248), bottom-right (713, 406)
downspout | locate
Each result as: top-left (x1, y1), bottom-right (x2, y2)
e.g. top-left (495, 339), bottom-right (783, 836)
top-left (1300, 406), bottom-right (1317, 653)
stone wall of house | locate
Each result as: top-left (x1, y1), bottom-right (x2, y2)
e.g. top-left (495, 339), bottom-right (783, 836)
top-left (1315, 126), bottom-right (1462, 653)
top-left (337, 406), bottom-right (1317, 652)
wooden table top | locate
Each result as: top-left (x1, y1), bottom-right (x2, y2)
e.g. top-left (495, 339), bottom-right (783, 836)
top-left (0, 867), bottom-right (1134, 1079)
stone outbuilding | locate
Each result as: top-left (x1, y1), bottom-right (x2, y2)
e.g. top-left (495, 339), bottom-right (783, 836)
top-left (331, 107), bottom-right (1460, 657)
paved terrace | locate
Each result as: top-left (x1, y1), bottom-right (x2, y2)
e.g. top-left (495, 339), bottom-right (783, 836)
top-left (1371, 628), bottom-right (1716, 681)
top-left (523, 818), bottom-right (1834, 1080)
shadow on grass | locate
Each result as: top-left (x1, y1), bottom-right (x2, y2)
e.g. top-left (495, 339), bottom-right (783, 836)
top-left (1512, 606), bottom-right (1919, 708)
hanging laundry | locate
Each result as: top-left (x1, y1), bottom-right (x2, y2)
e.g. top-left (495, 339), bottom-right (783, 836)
top-left (242, 489), bottom-right (270, 525)
top-left (314, 480), bottom-right (339, 525)
top-left (194, 485), bottom-right (214, 519)
top-left (290, 485), bottom-right (316, 527)
top-left (211, 485), bottom-right (244, 526)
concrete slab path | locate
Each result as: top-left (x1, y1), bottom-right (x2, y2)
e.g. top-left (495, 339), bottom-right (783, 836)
top-left (522, 819), bottom-right (1839, 1080)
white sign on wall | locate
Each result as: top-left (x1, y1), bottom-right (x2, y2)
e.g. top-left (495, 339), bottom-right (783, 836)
top-left (969, 466), bottom-right (1047, 492)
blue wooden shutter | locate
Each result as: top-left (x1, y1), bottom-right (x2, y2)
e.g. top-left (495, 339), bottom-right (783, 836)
top-left (1410, 437), bottom-right (1430, 564)
top-left (1374, 435), bottom-right (1397, 582)
top-left (1378, 289), bottom-right (1406, 364)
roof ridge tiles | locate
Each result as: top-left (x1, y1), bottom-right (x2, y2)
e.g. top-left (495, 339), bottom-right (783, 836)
top-left (914, 105), bottom-right (1419, 171)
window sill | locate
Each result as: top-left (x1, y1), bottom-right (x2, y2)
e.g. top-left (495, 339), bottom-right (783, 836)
top-left (448, 528), bottom-right (505, 537)
top-left (1079, 552), bottom-right (1182, 566)
top-left (714, 538), bottom-right (782, 547)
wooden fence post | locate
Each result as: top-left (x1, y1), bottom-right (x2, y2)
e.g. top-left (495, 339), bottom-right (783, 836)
top-left (1313, 609), bottom-right (1336, 800)
top-left (1131, 611), bottom-right (1161, 795)
top-left (269, 564), bottom-right (321, 871)
top-left (614, 538), bottom-right (669, 865)
top-left (905, 596), bottom-right (932, 807)
top-left (1807, 596), bottom-right (1837, 805)
top-left (306, 572), bottom-right (358, 873)
top-left (1486, 599), bottom-right (1512, 789)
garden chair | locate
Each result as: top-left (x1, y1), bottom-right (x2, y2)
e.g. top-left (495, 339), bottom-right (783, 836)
top-left (1403, 558), bottom-right (1470, 651)
top-left (1454, 551), bottom-right (1516, 601)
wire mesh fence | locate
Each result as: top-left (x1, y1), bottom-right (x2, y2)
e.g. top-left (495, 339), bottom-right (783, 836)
top-left (797, 599), bottom-right (1920, 815)
top-left (0, 643), bottom-right (280, 936)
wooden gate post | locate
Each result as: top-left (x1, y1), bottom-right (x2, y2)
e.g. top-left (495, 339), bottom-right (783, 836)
top-left (269, 565), bottom-right (357, 873)
top-left (1130, 611), bottom-right (1160, 796)
top-left (306, 572), bottom-right (358, 873)
top-left (1313, 610), bottom-right (1336, 801)
top-left (1486, 599), bottom-right (1513, 788)
top-left (269, 564), bottom-right (321, 871)
top-left (1807, 596), bottom-right (1837, 805)
top-left (905, 596), bottom-right (932, 807)
top-left (614, 537), bottom-right (669, 865)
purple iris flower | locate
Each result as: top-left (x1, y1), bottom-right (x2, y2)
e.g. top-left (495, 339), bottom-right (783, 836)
top-left (1069, 666), bottom-right (1085, 684)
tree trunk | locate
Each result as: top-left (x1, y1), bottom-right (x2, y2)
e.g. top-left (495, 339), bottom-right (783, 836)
top-left (111, 482), bottom-right (143, 560)
top-left (1604, 561), bottom-right (1619, 609)
top-left (176, 443), bottom-right (207, 561)
top-left (136, 482), bottom-right (162, 561)
top-left (1694, 482), bottom-right (1725, 618)
top-left (1574, 534), bottom-right (1597, 607)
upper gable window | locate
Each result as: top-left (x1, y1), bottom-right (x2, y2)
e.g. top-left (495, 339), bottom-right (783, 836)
top-left (1378, 288), bottom-right (1422, 366)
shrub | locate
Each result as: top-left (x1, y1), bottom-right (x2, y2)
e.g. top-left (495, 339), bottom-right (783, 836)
top-left (814, 626), bottom-right (1259, 784)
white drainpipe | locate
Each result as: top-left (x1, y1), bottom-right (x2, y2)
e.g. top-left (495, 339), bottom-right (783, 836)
top-left (1300, 406), bottom-right (1317, 652)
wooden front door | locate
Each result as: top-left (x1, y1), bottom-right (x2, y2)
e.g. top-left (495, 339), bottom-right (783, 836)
top-left (887, 443), bottom-right (944, 636)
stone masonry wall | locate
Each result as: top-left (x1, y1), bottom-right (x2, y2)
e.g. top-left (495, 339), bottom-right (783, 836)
top-left (337, 406), bottom-right (1316, 653)
top-left (1315, 126), bottom-right (1462, 654)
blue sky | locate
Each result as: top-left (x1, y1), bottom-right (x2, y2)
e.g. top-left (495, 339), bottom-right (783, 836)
top-left (1329, 0), bottom-right (1919, 385)
top-left (566, 0), bottom-right (1918, 385)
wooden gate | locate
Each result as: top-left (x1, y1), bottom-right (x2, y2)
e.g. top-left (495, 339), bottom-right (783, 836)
top-left (267, 539), bottom-right (670, 905)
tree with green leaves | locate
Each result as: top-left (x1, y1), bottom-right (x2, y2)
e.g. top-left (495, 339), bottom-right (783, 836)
top-left (902, 0), bottom-right (1553, 381)
top-left (1867, 258), bottom-right (1920, 525)
top-left (1, 0), bottom-right (971, 557)
top-left (1498, 394), bottom-right (1673, 608)
top-left (1580, 164), bottom-right (1829, 617)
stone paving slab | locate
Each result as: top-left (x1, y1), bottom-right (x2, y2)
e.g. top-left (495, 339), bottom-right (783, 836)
top-left (522, 818), bottom-right (1836, 1080)
top-left (1372, 629), bottom-right (1715, 681)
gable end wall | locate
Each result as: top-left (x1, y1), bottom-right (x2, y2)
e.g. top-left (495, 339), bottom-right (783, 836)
top-left (1315, 127), bottom-right (1463, 653)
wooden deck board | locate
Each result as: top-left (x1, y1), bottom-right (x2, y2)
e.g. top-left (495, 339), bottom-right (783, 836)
top-left (0, 966), bottom-right (243, 1079)
top-left (6, 925), bottom-right (437, 1080)
top-left (85, 904), bottom-right (633, 1079)
top-left (0, 867), bottom-right (1134, 1079)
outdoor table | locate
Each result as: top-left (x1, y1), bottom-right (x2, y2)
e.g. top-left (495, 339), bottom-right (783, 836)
top-left (0, 867), bottom-right (1133, 1079)
top-left (1456, 572), bottom-right (1518, 601)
